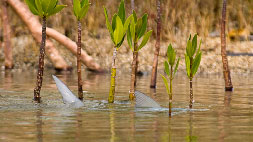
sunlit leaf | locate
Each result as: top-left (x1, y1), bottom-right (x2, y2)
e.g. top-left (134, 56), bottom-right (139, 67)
top-left (138, 30), bottom-right (152, 51)
top-left (137, 14), bottom-right (147, 39)
top-left (160, 74), bottom-right (170, 95)
top-left (185, 54), bottom-right (191, 78)
top-left (127, 26), bottom-right (133, 51)
top-left (25, 0), bottom-right (39, 15)
top-left (164, 61), bottom-right (170, 77)
top-left (35, 0), bottom-right (43, 17)
top-left (78, 3), bottom-right (90, 20)
top-left (173, 58), bottom-right (180, 78)
top-left (73, 0), bottom-right (81, 17)
top-left (191, 34), bottom-right (197, 57)
top-left (123, 15), bottom-right (132, 35)
top-left (117, 0), bottom-right (125, 23)
top-left (80, 0), bottom-right (89, 7)
top-left (47, 0), bottom-right (57, 14)
top-left (47, 5), bottom-right (66, 17)
top-left (132, 10), bottom-right (137, 22)
top-left (135, 18), bottom-right (142, 37)
top-left (103, 7), bottom-right (114, 44)
top-left (130, 19), bottom-right (135, 43)
top-left (111, 14), bottom-right (117, 31)
top-left (186, 39), bottom-right (192, 57)
top-left (113, 16), bottom-right (124, 45)
top-left (192, 52), bottom-right (202, 76)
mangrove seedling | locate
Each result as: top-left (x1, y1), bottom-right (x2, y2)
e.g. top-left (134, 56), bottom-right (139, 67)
top-left (25, 0), bottom-right (66, 103)
top-left (185, 34), bottom-right (202, 108)
top-left (160, 44), bottom-right (180, 116)
top-left (104, 0), bottom-right (132, 103)
top-left (127, 10), bottom-right (152, 100)
top-left (73, 0), bottom-right (90, 100)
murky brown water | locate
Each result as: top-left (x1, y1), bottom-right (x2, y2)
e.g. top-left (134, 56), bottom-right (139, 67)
top-left (0, 70), bottom-right (253, 142)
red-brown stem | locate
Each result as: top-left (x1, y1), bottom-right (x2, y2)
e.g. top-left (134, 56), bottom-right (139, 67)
top-left (221, 0), bottom-right (233, 91)
top-left (189, 58), bottom-right (193, 109)
top-left (131, 0), bottom-right (135, 11)
top-left (134, 52), bottom-right (138, 86)
top-left (1, 1), bottom-right (13, 69)
top-left (34, 16), bottom-right (46, 103)
top-left (150, 0), bottom-right (161, 88)
top-left (77, 20), bottom-right (83, 100)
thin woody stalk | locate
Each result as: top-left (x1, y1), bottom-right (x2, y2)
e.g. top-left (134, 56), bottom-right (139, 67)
top-left (77, 20), bottom-right (83, 100)
top-left (150, 0), bottom-right (161, 88)
top-left (34, 16), bottom-right (47, 103)
top-left (221, 0), bottom-right (233, 91)
top-left (129, 41), bottom-right (138, 100)
top-left (169, 66), bottom-right (173, 116)
top-left (108, 47), bottom-right (117, 103)
top-left (189, 58), bottom-right (193, 109)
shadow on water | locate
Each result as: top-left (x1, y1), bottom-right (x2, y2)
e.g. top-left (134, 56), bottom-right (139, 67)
top-left (0, 70), bottom-right (253, 141)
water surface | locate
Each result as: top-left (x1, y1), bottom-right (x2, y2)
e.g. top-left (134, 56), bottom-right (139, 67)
top-left (0, 70), bottom-right (253, 142)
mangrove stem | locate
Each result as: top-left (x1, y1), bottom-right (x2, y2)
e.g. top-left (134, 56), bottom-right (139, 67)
top-left (77, 20), bottom-right (83, 100)
top-left (34, 16), bottom-right (47, 103)
top-left (108, 47), bottom-right (117, 103)
top-left (150, 0), bottom-right (161, 88)
top-left (221, 0), bottom-right (233, 91)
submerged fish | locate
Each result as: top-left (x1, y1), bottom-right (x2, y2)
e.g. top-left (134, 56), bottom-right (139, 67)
top-left (52, 75), bottom-right (84, 108)
top-left (135, 91), bottom-right (161, 108)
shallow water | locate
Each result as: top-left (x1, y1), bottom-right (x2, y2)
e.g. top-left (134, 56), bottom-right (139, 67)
top-left (0, 70), bottom-right (253, 142)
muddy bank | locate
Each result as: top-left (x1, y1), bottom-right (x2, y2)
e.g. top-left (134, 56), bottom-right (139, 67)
top-left (0, 29), bottom-right (253, 74)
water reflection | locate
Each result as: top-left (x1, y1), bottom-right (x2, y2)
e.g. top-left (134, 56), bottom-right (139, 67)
top-left (36, 109), bottom-right (43, 142)
top-left (109, 105), bottom-right (115, 142)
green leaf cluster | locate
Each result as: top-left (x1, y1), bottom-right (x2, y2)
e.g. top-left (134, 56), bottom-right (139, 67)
top-left (160, 44), bottom-right (180, 95)
top-left (104, 0), bottom-right (132, 48)
top-left (126, 10), bottom-right (152, 51)
top-left (185, 34), bottom-right (202, 78)
top-left (73, 0), bottom-right (90, 20)
top-left (25, 0), bottom-right (67, 18)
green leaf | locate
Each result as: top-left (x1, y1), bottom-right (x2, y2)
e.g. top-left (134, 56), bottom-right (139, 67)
top-left (127, 26), bottom-right (133, 51)
top-left (78, 3), bottom-right (90, 20)
top-left (25, 0), bottom-right (39, 15)
top-left (186, 39), bottom-right (192, 57)
top-left (173, 58), bottom-right (180, 77)
top-left (197, 39), bottom-right (202, 55)
top-left (164, 61), bottom-right (170, 77)
top-left (160, 74), bottom-right (170, 95)
top-left (185, 54), bottom-right (191, 78)
top-left (169, 50), bottom-right (176, 66)
top-left (117, 0), bottom-right (125, 23)
top-left (113, 16), bottom-right (124, 45)
top-left (103, 7), bottom-right (114, 44)
top-left (137, 30), bottom-right (152, 51)
top-left (41, 0), bottom-right (49, 12)
top-left (135, 18), bottom-right (142, 37)
top-left (130, 19), bottom-right (135, 43)
top-left (191, 34), bottom-right (197, 57)
top-left (123, 15), bottom-right (132, 35)
top-left (137, 14), bottom-right (147, 39)
top-left (116, 36), bottom-right (125, 48)
top-left (80, 0), bottom-right (89, 7)
top-left (192, 52), bottom-right (202, 76)
top-left (47, 5), bottom-right (66, 17)
top-left (111, 14), bottom-right (117, 31)
top-left (132, 10), bottom-right (137, 22)
top-left (73, 0), bottom-right (81, 18)
top-left (35, 0), bottom-right (43, 17)
top-left (46, 0), bottom-right (57, 14)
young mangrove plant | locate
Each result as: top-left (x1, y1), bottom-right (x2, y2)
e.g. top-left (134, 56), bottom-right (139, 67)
top-left (160, 44), bottom-right (180, 116)
top-left (127, 10), bottom-right (152, 100)
top-left (24, 0), bottom-right (66, 102)
top-left (104, 0), bottom-right (132, 103)
top-left (185, 34), bottom-right (202, 109)
top-left (72, 0), bottom-right (90, 100)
